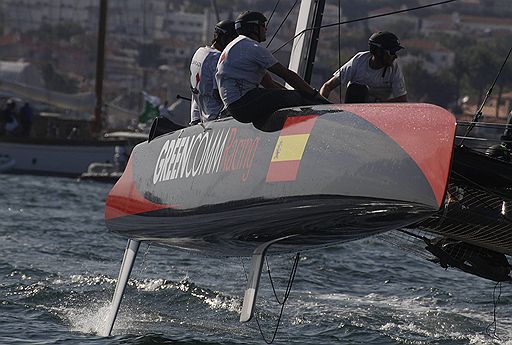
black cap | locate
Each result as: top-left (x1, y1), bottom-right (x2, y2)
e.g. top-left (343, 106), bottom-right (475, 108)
top-left (369, 31), bottom-right (404, 52)
top-left (235, 11), bottom-right (267, 30)
top-left (214, 20), bottom-right (236, 37)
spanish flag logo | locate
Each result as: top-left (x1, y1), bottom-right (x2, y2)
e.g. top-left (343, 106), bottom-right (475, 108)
top-left (266, 115), bottom-right (319, 182)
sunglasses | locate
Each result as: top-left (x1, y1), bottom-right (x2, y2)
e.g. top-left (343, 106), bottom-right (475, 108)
top-left (244, 20), bottom-right (267, 29)
top-left (370, 42), bottom-right (401, 56)
top-left (384, 49), bottom-right (399, 57)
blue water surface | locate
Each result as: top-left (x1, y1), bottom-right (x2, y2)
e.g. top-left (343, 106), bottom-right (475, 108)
top-left (0, 174), bottom-right (511, 344)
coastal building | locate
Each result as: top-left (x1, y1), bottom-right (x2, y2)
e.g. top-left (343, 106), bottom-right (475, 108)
top-left (1, 0), bottom-right (212, 43)
top-left (399, 39), bottom-right (455, 73)
top-left (421, 13), bottom-right (512, 36)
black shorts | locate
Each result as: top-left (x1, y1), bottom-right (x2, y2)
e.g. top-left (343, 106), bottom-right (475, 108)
top-left (226, 88), bottom-right (323, 123)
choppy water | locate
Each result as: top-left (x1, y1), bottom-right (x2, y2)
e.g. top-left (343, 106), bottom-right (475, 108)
top-left (1, 174), bottom-right (511, 344)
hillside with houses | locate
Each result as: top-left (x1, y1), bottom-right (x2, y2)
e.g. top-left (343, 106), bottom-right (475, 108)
top-left (0, 0), bottom-right (510, 128)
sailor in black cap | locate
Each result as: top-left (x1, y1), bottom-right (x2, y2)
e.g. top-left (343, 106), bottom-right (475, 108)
top-left (320, 31), bottom-right (407, 103)
top-left (216, 11), bottom-right (328, 124)
top-left (189, 20), bottom-right (238, 125)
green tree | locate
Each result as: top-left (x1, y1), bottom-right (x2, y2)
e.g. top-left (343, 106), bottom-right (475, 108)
top-left (404, 61), bottom-right (456, 108)
top-left (486, 40), bottom-right (512, 118)
top-left (462, 45), bottom-right (495, 105)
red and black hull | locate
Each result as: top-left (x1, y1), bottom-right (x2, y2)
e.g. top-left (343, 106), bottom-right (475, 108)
top-left (105, 103), bottom-right (456, 256)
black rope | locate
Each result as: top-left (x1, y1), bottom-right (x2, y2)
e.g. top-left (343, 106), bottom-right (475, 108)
top-left (485, 281), bottom-right (502, 340)
top-left (337, 0), bottom-right (342, 103)
top-left (266, 253), bottom-right (300, 304)
top-left (255, 253), bottom-right (300, 344)
top-left (458, 121), bottom-right (512, 130)
top-left (398, 229), bottom-right (430, 242)
top-left (266, 0), bottom-right (300, 49)
top-left (460, 47), bottom-right (512, 145)
top-left (266, 0), bottom-right (281, 28)
top-left (450, 171), bottom-right (512, 222)
top-left (272, 0), bottom-right (459, 53)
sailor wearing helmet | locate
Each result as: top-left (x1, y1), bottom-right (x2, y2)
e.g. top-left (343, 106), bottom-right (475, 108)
top-left (189, 20), bottom-right (238, 125)
top-left (216, 11), bottom-right (328, 125)
top-left (320, 31), bottom-right (407, 103)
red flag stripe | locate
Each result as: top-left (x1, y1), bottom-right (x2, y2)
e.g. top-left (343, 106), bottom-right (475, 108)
top-left (266, 160), bottom-right (302, 182)
top-left (280, 115), bottom-right (319, 136)
top-left (105, 158), bottom-right (171, 220)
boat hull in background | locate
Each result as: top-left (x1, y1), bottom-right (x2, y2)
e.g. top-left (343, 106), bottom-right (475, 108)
top-left (105, 103), bottom-right (456, 256)
top-left (0, 139), bottom-right (117, 176)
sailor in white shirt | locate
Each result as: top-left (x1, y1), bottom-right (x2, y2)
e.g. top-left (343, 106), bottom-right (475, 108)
top-left (216, 11), bottom-right (328, 124)
top-left (320, 31), bottom-right (407, 103)
top-left (189, 20), bottom-right (237, 125)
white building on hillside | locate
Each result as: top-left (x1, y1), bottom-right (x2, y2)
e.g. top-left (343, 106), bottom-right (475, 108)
top-left (1, 0), bottom-right (211, 43)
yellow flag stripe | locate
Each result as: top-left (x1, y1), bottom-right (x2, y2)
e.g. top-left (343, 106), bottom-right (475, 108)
top-left (271, 134), bottom-right (310, 162)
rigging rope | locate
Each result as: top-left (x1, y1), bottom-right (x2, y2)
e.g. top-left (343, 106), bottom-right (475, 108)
top-left (458, 121), bottom-right (512, 130)
top-left (255, 253), bottom-right (300, 344)
top-left (266, 253), bottom-right (300, 305)
top-left (266, 0), bottom-right (281, 29)
top-left (459, 47), bottom-right (512, 145)
top-left (337, 0), bottom-right (342, 103)
top-left (272, 0), bottom-right (459, 54)
top-left (266, 0), bottom-right (300, 49)
top-left (451, 170), bottom-right (512, 219)
top-left (485, 281), bottom-right (503, 340)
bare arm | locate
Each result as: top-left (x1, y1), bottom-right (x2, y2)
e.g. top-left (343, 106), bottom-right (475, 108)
top-left (320, 76), bottom-right (340, 98)
top-left (260, 72), bottom-right (285, 89)
top-left (190, 97), bottom-right (201, 124)
top-left (267, 62), bottom-right (317, 97)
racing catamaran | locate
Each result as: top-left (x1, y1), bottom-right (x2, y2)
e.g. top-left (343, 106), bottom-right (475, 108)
top-left (100, 0), bottom-right (510, 337)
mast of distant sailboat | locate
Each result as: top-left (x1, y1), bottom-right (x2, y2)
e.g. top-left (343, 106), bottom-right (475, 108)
top-left (93, 0), bottom-right (107, 133)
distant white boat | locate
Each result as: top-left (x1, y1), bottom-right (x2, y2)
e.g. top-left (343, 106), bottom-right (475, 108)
top-left (79, 162), bottom-right (123, 183)
top-left (0, 0), bottom-right (145, 179)
top-left (0, 131), bottom-right (147, 177)
top-left (0, 137), bottom-right (120, 176)
top-left (79, 132), bottom-right (148, 182)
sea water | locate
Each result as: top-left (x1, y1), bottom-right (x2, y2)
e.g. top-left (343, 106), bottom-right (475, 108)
top-left (1, 174), bottom-right (511, 344)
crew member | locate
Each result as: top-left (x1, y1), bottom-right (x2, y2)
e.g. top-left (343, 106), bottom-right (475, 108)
top-left (0, 99), bottom-right (18, 135)
top-left (320, 31), bottom-right (407, 103)
top-left (216, 11), bottom-right (328, 124)
top-left (189, 20), bottom-right (238, 126)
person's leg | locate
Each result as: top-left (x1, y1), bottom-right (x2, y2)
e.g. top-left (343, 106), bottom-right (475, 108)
top-left (228, 88), bottom-right (318, 123)
top-left (345, 83), bottom-right (369, 103)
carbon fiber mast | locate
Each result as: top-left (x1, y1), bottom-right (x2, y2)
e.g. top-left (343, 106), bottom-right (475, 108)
top-left (287, 0), bottom-right (325, 82)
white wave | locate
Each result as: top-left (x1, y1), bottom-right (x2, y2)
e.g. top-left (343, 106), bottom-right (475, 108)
top-left (292, 291), bottom-right (512, 343)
